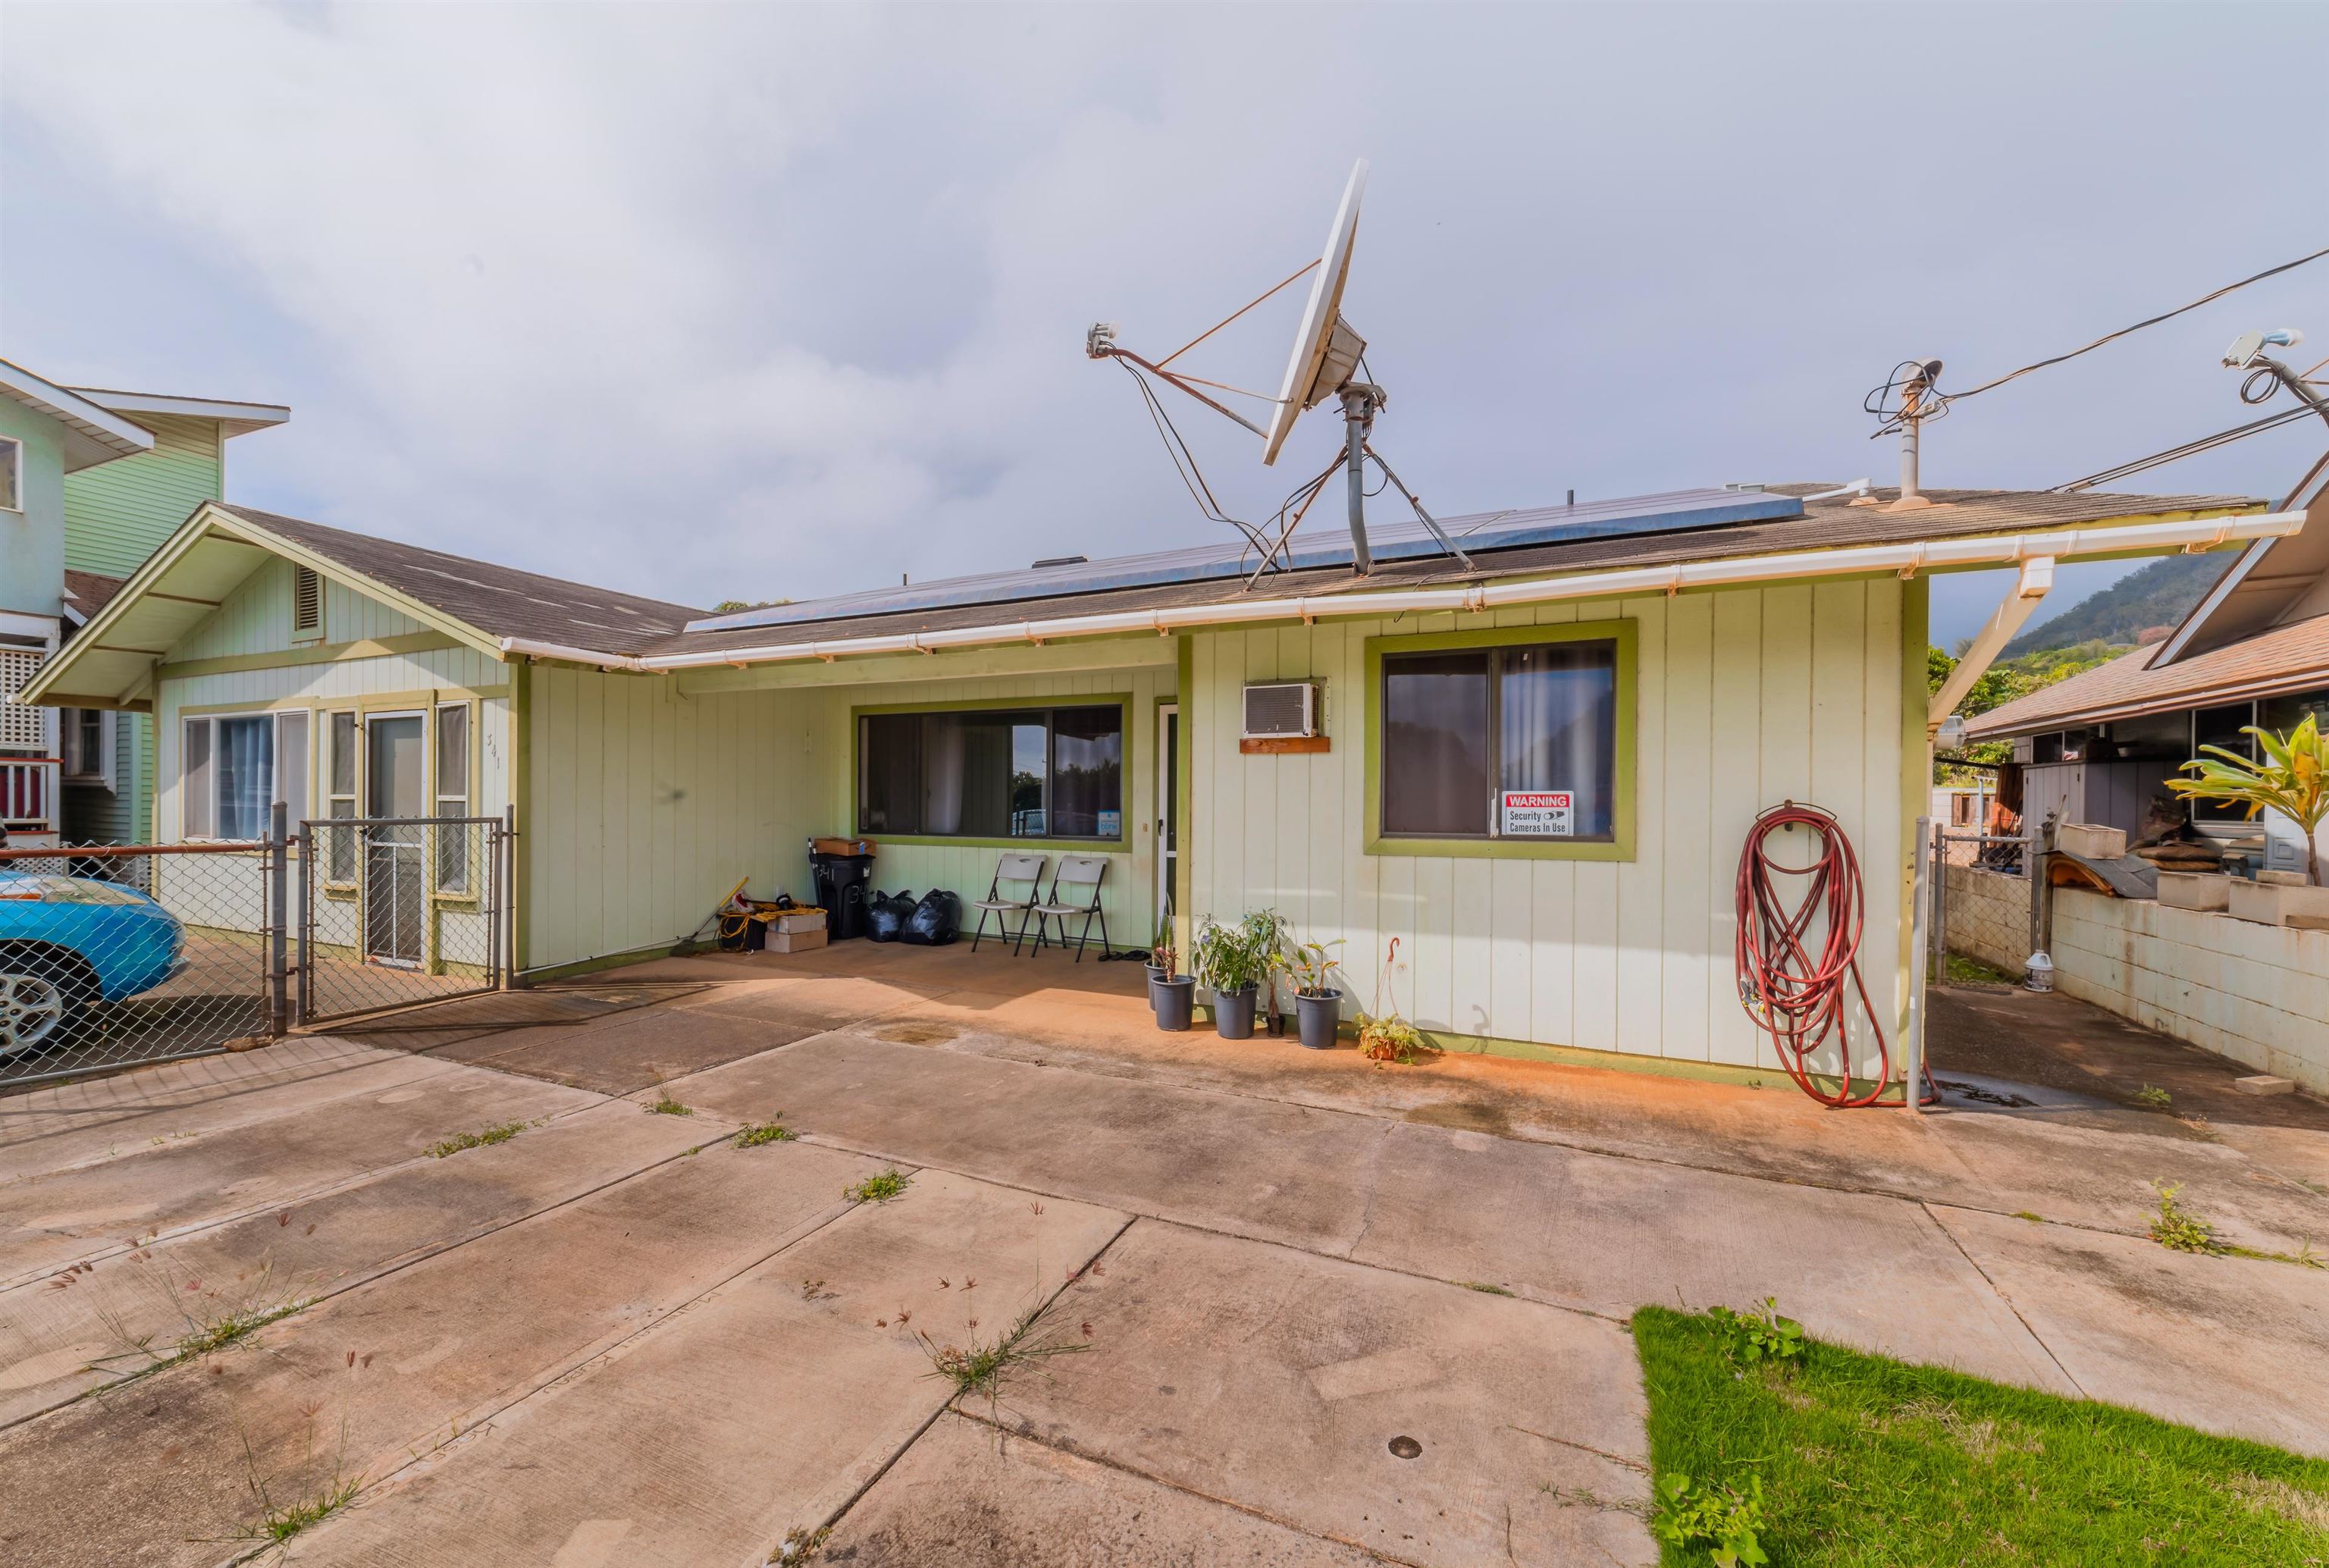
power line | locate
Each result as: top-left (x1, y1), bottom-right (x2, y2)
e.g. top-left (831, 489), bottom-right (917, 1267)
top-left (1951, 243), bottom-right (2329, 403)
top-left (2050, 406), bottom-right (2315, 492)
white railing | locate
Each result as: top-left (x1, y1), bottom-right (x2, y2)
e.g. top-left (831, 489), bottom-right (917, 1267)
top-left (0, 755), bottom-right (59, 833)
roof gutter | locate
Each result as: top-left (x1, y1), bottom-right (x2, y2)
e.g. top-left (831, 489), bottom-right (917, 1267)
top-left (502, 509), bottom-right (2303, 676)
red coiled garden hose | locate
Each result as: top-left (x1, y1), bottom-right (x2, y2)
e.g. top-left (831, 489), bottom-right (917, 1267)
top-left (1735, 801), bottom-right (1924, 1109)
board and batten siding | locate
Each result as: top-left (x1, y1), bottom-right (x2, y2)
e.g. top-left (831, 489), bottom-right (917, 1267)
top-left (1185, 580), bottom-right (1911, 1070)
top-left (63, 414), bottom-right (224, 579)
top-left (170, 557), bottom-right (432, 663)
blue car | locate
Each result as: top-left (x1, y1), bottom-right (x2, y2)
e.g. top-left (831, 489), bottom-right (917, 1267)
top-left (0, 870), bottom-right (187, 1058)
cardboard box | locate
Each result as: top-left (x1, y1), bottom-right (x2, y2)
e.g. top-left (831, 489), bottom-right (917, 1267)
top-left (2155, 870), bottom-right (2230, 912)
top-left (765, 927), bottom-right (828, 954)
top-left (2055, 822), bottom-right (2127, 860)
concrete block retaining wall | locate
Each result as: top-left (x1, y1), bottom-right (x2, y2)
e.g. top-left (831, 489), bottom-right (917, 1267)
top-left (2048, 889), bottom-right (2329, 1095)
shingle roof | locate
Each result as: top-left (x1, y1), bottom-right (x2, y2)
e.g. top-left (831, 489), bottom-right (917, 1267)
top-left (215, 505), bottom-right (702, 649)
top-left (1967, 612), bottom-right (2329, 736)
top-left (639, 486), bottom-right (2258, 658)
top-left (61, 569), bottom-right (128, 622)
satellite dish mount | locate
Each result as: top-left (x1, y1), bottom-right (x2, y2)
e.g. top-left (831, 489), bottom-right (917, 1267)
top-left (1087, 158), bottom-right (1472, 580)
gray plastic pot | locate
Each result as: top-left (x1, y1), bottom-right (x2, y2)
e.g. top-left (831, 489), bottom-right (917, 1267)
top-left (1212, 983), bottom-right (1258, 1040)
top-left (1144, 964), bottom-right (1165, 1008)
top-left (1152, 976), bottom-right (1196, 1031)
top-left (1295, 989), bottom-right (1341, 1049)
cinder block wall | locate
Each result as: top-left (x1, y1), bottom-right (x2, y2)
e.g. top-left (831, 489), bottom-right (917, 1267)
top-left (2048, 889), bottom-right (2329, 1094)
top-left (1940, 864), bottom-right (2033, 976)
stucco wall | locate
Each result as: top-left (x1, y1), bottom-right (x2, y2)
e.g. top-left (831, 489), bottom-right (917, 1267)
top-left (1185, 579), bottom-right (1915, 1069)
top-left (2049, 888), bottom-right (2329, 1093)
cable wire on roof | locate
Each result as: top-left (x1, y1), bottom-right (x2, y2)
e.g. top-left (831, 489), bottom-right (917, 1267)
top-left (1951, 243), bottom-right (2329, 403)
top-left (2050, 406), bottom-right (2315, 492)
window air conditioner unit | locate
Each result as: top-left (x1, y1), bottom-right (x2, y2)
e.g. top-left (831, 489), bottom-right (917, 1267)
top-left (1243, 682), bottom-right (1318, 740)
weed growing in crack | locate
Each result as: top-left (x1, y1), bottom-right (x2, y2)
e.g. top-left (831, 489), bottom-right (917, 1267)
top-left (771, 1524), bottom-right (830, 1562)
top-left (2133, 1085), bottom-right (2174, 1112)
top-left (2014, 1212), bottom-right (2046, 1224)
top-left (735, 1122), bottom-right (797, 1147)
top-left (1459, 1281), bottom-right (1515, 1296)
top-left (844, 1169), bottom-right (910, 1203)
top-left (425, 1120), bottom-right (530, 1159)
top-left (2150, 1182), bottom-right (2221, 1255)
top-left (645, 1094), bottom-right (694, 1117)
top-left (918, 1297), bottom-right (1091, 1406)
top-left (88, 1256), bottom-right (315, 1382)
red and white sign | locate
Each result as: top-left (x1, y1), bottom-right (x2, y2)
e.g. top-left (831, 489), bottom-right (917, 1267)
top-left (1500, 790), bottom-right (1574, 837)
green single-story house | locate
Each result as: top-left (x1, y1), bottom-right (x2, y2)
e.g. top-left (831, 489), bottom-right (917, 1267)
top-left (24, 482), bottom-right (2296, 1081)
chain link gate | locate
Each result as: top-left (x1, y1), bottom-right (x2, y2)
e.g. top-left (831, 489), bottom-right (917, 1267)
top-left (1, 837), bottom-right (283, 1090)
top-left (298, 811), bottom-right (511, 1025)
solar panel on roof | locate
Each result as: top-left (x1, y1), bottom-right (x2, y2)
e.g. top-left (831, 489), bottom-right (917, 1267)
top-left (685, 488), bottom-right (1802, 634)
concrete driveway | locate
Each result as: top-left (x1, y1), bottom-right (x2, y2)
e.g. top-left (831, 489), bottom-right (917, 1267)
top-left (3, 945), bottom-right (2326, 1566)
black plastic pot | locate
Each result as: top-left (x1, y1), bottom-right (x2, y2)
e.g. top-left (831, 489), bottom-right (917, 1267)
top-left (1144, 963), bottom-right (1165, 1009)
top-left (1296, 989), bottom-right (1341, 1050)
top-left (1152, 976), bottom-right (1196, 1031)
top-left (1212, 983), bottom-right (1257, 1040)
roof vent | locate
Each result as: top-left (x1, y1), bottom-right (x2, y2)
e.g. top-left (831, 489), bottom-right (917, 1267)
top-left (293, 566), bottom-right (322, 636)
top-left (1031, 555), bottom-right (1089, 569)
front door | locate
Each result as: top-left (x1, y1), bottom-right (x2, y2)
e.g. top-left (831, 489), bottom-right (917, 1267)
top-left (364, 713), bottom-right (425, 965)
top-left (1156, 704), bottom-right (1178, 927)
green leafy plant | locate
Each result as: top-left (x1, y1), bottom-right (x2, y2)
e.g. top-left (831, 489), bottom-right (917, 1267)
top-left (2166, 713), bottom-right (2329, 884)
top-left (845, 1169), bottom-right (911, 1203)
top-left (1149, 912), bottom-right (1178, 980)
top-left (1284, 937), bottom-right (1343, 998)
top-left (1707, 1298), bottom-right (1805, 1368)
top-left (2133, 1084), bottom-right (2174, 1112)
top-left (425, 1120), bottom-right (529, 1159)
top-left (1652, 1471), bottom-right (1769, 1566)
top-left (1190, 909), bottom-right (1284, 996)
top-left (735, 1121), bottom-right (797, 1147)
top-left (2149, 1181), bottom-right (2221, 1255)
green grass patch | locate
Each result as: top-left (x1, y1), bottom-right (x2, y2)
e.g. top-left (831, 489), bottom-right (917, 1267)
top-left (1941, 952), bottom-right (2017, 987)
top-left (844, 1168), bottom-right (911, 1203)
top-left (735, 1121), bottom-right (798, 1148)
top-left (425, 1120), bottom-right (529, 1159)
top-left (1635, 1305), bottom-right (2329, 1565)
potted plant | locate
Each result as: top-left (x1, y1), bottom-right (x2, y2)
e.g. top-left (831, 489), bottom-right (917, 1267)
top-left (1150, 920), bottom-right (1194, 1031)
top-left (2168, 713), bottom-right (2329, 926)
top-left (1286, 937), bottom-right (1343, 1050)
top-left (1243, 909), bottom-right (1290, 1037)
top-left (1193, 911), bottom-right (1276, 1040)
top-left (1353, 937), bottom-right (1434, 1064)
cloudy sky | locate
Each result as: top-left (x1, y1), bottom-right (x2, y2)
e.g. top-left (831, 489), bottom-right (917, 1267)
top-left (6, 3), bottom-right (2324, 643)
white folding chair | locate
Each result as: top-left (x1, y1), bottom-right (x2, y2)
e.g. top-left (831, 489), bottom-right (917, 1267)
top-left (1030, 855), bottom-right (1110, 961)
top-left (970, 852), bottom-right (1048, 955)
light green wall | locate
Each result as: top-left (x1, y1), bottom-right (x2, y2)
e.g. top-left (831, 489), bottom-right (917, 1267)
top-left (63, 413), bottom-right (222, 577)
top-left (1183, 580), bottom-right (1908, 1071)
top-left (0, 400), bottom-right (67, 619)
top-left (172, 557), bottom-right (430, 663)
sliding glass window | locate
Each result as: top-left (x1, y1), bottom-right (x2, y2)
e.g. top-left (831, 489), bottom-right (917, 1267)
top-left (857, 705), bottom-right (1123, 841)
top-left (1379, 639), bottom-right (1619, 841)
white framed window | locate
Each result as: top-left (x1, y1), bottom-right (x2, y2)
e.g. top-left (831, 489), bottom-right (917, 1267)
top-left (434, 701), bottom-right (472, 892)
top-left (292, 566), bottom-right (324, 640)
top-left (0, 437), bottom-right (22, 513)
top-left (325, 710), bottom-right (359, 881)
top-left (181, 713), bottom-right (278, 841)
top-left (61, 707), bottom-right (115, 789)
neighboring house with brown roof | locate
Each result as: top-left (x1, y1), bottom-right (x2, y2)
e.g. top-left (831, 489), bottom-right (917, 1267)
top-left (26, 479), bottom-right (2299, 1082)
top-left (1967, 471), bottom-right (2329, 873)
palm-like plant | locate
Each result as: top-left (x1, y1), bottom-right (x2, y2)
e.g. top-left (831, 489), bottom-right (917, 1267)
top-left (2165, 714), bottom-right (2328, 885)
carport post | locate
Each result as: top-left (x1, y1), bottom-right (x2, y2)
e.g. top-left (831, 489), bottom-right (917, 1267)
top-left (268, 801), bottom-right (289, 1037)
top-left (1904, 815), bottom-right (1932, 1116)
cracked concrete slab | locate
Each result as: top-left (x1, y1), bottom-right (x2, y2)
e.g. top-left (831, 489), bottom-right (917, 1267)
top-left (1929, 1203), bottom-right (2329, 1458)
top-left (0, 1062), bottom-right (602, 1286)
top-left (992, 1219), bottom-right (1656, 1568)
top-left (0, 1096), bottom-right (707, 1427)
top-left (0, 1136), bottom-right (882, 1567)
top-left (285, 1170), bottom-right (1127, 1567)
top-left (820, 1410), bottom-right (1386, 1567)
top-left (1347, 1121), bottom-right (2077, 1393)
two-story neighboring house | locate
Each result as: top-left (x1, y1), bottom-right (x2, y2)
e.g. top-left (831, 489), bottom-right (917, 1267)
top-left (0, 358), bottom-right (286, 846)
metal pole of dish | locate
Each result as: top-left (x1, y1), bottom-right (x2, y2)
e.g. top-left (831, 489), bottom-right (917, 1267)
top-left (268, 800), bottom-right (289, 1038)
top-left (1341, 387), bottom-right (1373, 575)
top-left (1904, 815), bottom-right (1932, 1115)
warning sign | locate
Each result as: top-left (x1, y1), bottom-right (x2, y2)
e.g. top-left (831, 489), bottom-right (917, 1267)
top-left (1500, 790), bottom-right (1574, 837)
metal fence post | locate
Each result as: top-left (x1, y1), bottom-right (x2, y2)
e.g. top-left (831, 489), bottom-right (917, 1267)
top-left (297, 819), bottom-right (313, 1027)
top-left (500, 804), bottom-right (516, 991)
top-left (267, 802), bottom-right (290, 1036)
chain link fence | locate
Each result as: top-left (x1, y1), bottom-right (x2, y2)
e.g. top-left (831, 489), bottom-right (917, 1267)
top-left (300, 816), bottom-right (508, 1024)
top-left (0, 840), bottom-right (277, 1090)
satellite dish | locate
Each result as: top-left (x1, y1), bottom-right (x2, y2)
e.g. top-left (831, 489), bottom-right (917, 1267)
top-left (1262, 158), bottom-right (1368, 467)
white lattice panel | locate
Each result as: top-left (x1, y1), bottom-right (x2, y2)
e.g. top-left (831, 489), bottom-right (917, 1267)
top-left (0, 648), bottom-right (46, 748)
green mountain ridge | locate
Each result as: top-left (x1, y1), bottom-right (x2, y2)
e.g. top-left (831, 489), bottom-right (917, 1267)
top-left (1998, 552), bottom-right (2232, 658)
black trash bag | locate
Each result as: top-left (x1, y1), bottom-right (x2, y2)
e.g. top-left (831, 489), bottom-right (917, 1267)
top-left (866, 889), bottom-right (917, 943)
top-left (901, 889), bottom-right (962, 946)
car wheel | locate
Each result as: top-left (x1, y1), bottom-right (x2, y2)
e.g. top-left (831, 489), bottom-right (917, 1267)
top-left (0, 948), bottom-right (94, 1061)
